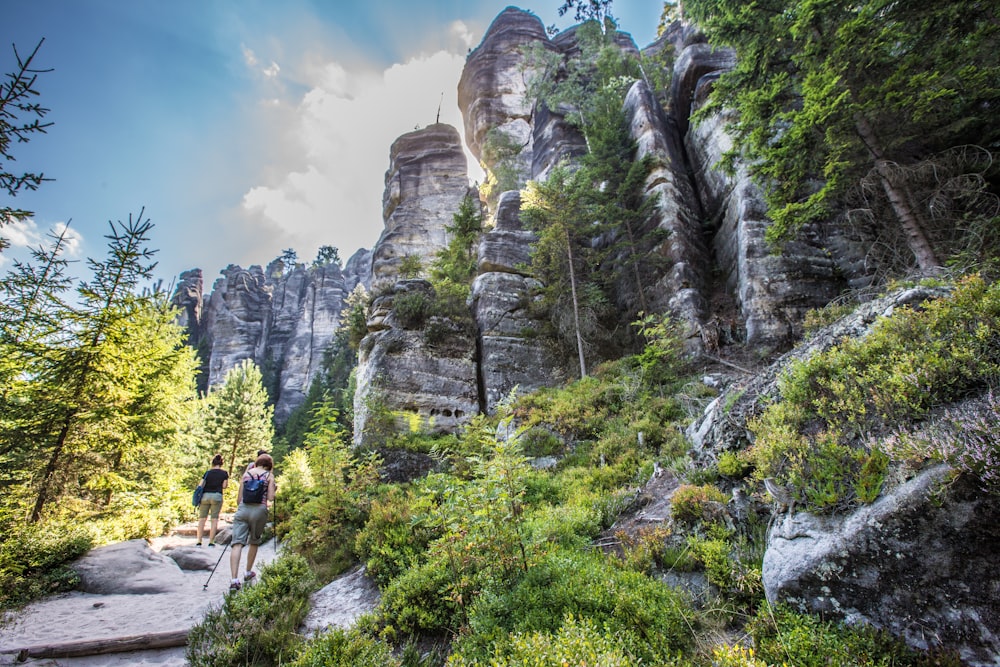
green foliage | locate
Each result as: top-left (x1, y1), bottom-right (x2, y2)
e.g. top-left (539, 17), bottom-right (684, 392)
top-left (0, 212), bottom-right (200, 525)
top-left (394, 290), bottom-right (431, 329)
top-left (399, 254), bottom-right (424, 279)
top-left (717, 451), bottom-right (751, 479)
top-left (312, 244), bottom-right (340, 268)
top-left (354, 485), bottom-right (441, 587)
top-left (279, 401), bottom-right (381, 581)
top-left (670, 483), bottom-right (728, 525)
top-left (685, 0), bottom-right (1000, 270)
top-left (750, 275), bottom-right (1000, 510)
top-left (206, 358), bottom-right (275, 478)
top-left (343, 284), bottom-right (370, 351)
top-left (448, 614), bottom-right (636, 667)
top-left (744, 604), bottom-right (959, 667)
top-left (431, 194), bottom-right (482, 288)
top-left (0, 521), bottom-right (91, 610)
top-left (289, 627), bottom-right (400, 667)
top-left (1, 40), bottom-right (52, 232)
top-left (449, 547), bottom-right (695, 665)
top-left (186, 555), bottom-right (315, 667)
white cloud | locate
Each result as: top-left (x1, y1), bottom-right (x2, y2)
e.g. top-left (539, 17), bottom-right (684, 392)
top-left (0, 218), bottom-right (84, 269)
top-left (237, 48), bottom-right (483, 265)
top-left (450, 20), bottom-right (476, 50)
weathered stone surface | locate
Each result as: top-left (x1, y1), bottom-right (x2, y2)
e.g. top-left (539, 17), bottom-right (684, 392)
top-left (458, 7), bottom-right (554, 185)
top-left (686, 285), bottom-right (952, 455)
top-left (687, 98), bottom-right (852, 349)
top-left (670, 42), bottom-right (736, 134)
top-left (353, 280), bottom-right (479, 446)
top-left (171, 269), bottom-right (204, 344)
top-left (71, 540), bottom-right (187, 594)
top-left (478, 190), bottom-right (535, 275)
top-left (530, 101), bottom-right (588, 182)
top-left (202, 264), bottom-right (272, 388)
top-left (764, 464), bottom-right (1000, 667)
top-left (373, 123), bottom-right (471, 288)
top-left (472, 271), bottom-right (562, 411)
top-left (182, 256), bottom-right (362, 424)
top-left (300, 566), bottom-right (381, 637)
top-left (623, 79), bottom-right (709, 345)
top-left (162, 546), bottom-right (222, 571)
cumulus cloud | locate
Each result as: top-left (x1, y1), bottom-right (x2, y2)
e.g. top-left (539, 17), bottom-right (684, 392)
top-left (0, 218), bottom-right (83, 269)
top-left (238, 47), bottom-right (482, 264)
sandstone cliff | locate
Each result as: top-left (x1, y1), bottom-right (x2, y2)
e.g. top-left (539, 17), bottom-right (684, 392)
top-left (172, 248), bottom-right (371, 422)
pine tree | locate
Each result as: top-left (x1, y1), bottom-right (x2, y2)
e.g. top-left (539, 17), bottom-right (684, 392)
top-left (207, 358), bottom-right (275, 476)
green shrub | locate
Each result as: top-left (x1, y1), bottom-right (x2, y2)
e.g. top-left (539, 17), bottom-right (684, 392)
top-left (718, 451), bottom-right (752, 478)
top-left (448, 614), bottom-right (637, 667)
top-left (186, 555), bottom-right (315, 667)
top-left (451, 548), bottom-right (695, 665)
top-left (354, 486), bottom-right (440, 587)
top-left (0, 522), bottom-right (92, 610)
top-left (394, 290), bottom-right (431, 329)
top-left (670, 483), bottom-right (728, 525)
top-left (746, 604), bottom-right (962, 667)
top-left (288, 627), bottom-right (400, 667)
top-left (378, 555), bottom-right (460, 637)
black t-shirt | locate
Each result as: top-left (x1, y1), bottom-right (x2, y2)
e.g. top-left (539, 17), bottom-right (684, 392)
top-left (202, 468), bottom-right (229, 493)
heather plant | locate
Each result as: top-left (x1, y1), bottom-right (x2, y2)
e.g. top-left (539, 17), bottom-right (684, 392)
top-left (288, 627), bottom-right (400, 667)
top-left (884, 390), bottom-right (1000, 492)
top-left (749, 275), bottom-right (1000, 511)
top-left (187, 555), bottom-right (315, 667)
top-left (670, 483), bottom-right (728, 525)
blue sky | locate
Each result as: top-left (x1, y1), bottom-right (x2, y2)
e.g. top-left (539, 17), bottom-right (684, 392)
top-left (1, 1), bottom-right (663, 287)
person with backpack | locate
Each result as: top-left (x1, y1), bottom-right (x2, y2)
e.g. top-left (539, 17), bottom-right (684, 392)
top-left (195, 454), bottom-right (229, 546)
top-left (228, 452), bottom-right (276, 591)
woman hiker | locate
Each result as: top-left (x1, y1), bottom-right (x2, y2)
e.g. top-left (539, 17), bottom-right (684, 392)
top-left (229, 452), bottom-right (276, 591)
top-left (196, 454), bottom-right (229, 546)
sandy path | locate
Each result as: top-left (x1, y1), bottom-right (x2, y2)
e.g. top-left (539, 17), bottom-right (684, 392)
top-left (0, 525), bottom-right (280, 667)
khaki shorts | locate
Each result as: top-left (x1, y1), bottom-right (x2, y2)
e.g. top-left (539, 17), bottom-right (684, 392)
top-left (198, 492), bottom-right (224, 519)
top-left (231, 503), bottom-right (269, 546)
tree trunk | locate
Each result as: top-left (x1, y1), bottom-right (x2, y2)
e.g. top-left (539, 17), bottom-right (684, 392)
top-left (854, 114), bottom-right (941, 273)
top-left (564, 228), bottom-right (588, 378)
top-left (30, 417), bottom-right (72, 522)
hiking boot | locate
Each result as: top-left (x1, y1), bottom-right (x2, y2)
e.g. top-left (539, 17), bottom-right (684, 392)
top-left (243, 571), bottom-right (257, 584)
top-left (207, 542), bottom-right (215, 547)
top-left (229, 580), bottom-right (241, 592)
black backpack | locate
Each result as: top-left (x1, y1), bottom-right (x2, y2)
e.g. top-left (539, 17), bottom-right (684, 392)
top-left (242, 471), bottom-right (269, 504)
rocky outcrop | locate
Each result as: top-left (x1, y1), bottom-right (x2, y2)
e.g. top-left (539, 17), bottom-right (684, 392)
top-left (458, 7), bottom-right (554, 190)
top-left (373, 124), bottom-right (473, 288)
top-left (764, 464), bottom-right (1000, 667)
top-left (175, 252), bottom-right (368, 423)
top-left (623, 79), bottom-right (709, 345)
top-left (353, 280), bottom-right (479, 446)
top-left (473, 190), bottom-right (562, 411)
top-left (71, 540), bottom-right (187, 595)
top-left (680, 43), bottom-right (867, 349)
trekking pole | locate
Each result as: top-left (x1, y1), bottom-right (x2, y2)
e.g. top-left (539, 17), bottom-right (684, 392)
top-left (203, 542), bottom-right (230, 590)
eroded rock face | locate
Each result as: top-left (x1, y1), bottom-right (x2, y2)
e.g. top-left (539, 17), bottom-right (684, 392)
top-left (764, 464), bottom-right (1000, 667)
top-left (458, 7), bottom-right (554, 185)
top-left (180, 255), bottom-right (366, 423)
top-left (683, 57), bottom-right (861, 349)
top-left (353, 280), bottom-right (479, 446)
top-left (623, 79), bottom-right (709, 346)
top-left (373, 123), bottom-right (472, 288)
top-left (473, 191), bottom-right (562, 412)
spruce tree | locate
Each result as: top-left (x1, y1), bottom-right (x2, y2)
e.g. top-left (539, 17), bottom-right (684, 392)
top-left (207, 358), bottom-right (275, 476)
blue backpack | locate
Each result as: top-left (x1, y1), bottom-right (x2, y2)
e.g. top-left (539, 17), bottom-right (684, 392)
top-left (242, 472), bottom-right (269, 504)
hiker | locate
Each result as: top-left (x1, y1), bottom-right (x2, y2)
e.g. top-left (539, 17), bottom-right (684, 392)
top-left (229, 452), bottom-right (276, 591)
top-left (196, 454), bottom-right (229, 546)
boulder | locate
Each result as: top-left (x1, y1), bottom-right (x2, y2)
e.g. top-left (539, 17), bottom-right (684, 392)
top-left (163, 546), bottom-right (225, 572)
top-left (300, 566), bottom-right (381, 636)
top-left (71, 540), bottom-right (187, 594)
top-left (764, 465), bottom-right (1000, 666)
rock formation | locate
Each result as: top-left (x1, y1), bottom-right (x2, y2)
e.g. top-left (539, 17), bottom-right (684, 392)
top-left (172, 248), bottom-right (371, 422)
top-left (354, 124), bottom-right (479, 444)
top-left (373, 123), bottom-right (474, 289)
top-left (764, 464), bottom-right (1000, 667)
